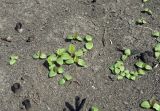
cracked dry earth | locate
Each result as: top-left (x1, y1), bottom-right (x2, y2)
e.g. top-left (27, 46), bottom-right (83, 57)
top-left (0, 0), bottom-right (160, 111)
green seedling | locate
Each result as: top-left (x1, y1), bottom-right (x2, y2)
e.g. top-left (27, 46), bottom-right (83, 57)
top-left (124, 49), bottom-right (131, 56)
top-left (142, 0), bottom-right (150, 3)
top-left (77, 59), bottom-right (87, 67)
top-left (130, 76), bottom-right (136, 80)
top-left (57, 67), bottom-right (64, 74)
top-left (68, 44), bottom-right (76, 54)
top-left (65, 58), bottom-right (74, 65)
top-left (153, 103), bottom-right (160, 111)
top-left (144, 64), bottom-right (152, 70)
top-left (85, 35), bottom-right (93, 42)
top-left (9, 55), bottom-right (19, 65)
top-left (48, 70), bottom-right (57, 78)
top-left (135, 61), bottom-right (145, 68)
top-left (63, 74), bottom-right (73, 81)
top-left (91, 106), bottom-right (99, 111)
top-left (33, 51), bottom-right (47, 59)
top-left (56, 48), bottom-right (66, 56)
top-left (85, 42), bottom-right (94, 50)
top-left (58, 78), bottom-right (66, 85)
top-left (155, 52), bottom-right (160, 59)
top-left (141, 100), bottom-right (151, 109)
top-left (152, 31), bottom-right (160, 37)
top-left (75, 49), bottom-right (83, 57)
top-left (136, 18), bottom-right (147, 25)
top-left (142, 8), bottom-right (152, 15)
top-left (117, 75), bottom-right (123, 80)
top-left (121, 55), bottom-right (128, 61)
top-left (154, 43), bottom-right (160, 52)
top-left (138, 69), bottom-right (145, 75)
top-left (56, 57), bottom-right (64, 65)
top-left (66, 33), bottom-right (83, 41)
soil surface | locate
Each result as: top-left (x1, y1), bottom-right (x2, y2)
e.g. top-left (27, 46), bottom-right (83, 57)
top-left (0, 0), bottom-right (160, 111)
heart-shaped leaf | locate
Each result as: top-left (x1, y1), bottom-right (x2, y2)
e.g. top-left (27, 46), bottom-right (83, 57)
top-left (85, 42), bottom-right (93, 50)
top-left (48, 70), bottom-right (57, 78)
top-left (68, 44), bottom-right (76, 54)
top-left (58, 78), bottom-right (66, 85)
top-left (56, 57), bottom-right (64, 65)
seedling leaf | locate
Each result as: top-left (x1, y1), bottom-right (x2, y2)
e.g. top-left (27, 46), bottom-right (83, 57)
top-left (39, 52), bottom-right (47, 59)
top-left (91, 106), bottom-right (99, 111)
top-left (65, 58), bottom-right (74, 65)
top-left (85, 42), bottom-right (93, 50)
top-left (48, 70), bottom-right (57, 78)
top-left (152, 31), bottom-right (160, 37)
top-left (117, 75), bottom-right (123, 80)
top-left (9, 59), bottom-right (17, 65)
top-left (56, 48), bottom-right (66, 56)
top-left (66, 35), bottom-right (73, 40)
top-left (121, 55), bottom-right (128, 61)
top-left (58, 78), bottom-right (66, 85)
top-left (76, 36), bottom-right (83, 41)
top-left (135, 61), bottom-right (145, 68)
top-left (57, 67), bottom-right (64, 74)
top-left (75, 49), bottom-right (83, 57)
top-left (61, 53), bottom-right (72, 60)
top-left (68, 44), bottom-right (76, 54)
top-left (155, 52), bottom-right (160, 59)
top-left (141, 100), bottom-right (151, 109)
top-left (64, 74), bottom-right (73, 81)
top-left (124, 49), bottom-right (131, 56)
top-left (56, 57), bottom-right (64, 65)
top-left (77, 59), bottom-right (86, 67)
top-left (85, 35), bottom-right (93, 42)
top-left (155, 43), bottom-right (160, 52)
top-left (153, 103), bottom-right (160, 111)
top-left (144, 64), bottom-right (152, 70)
top-left (138, 69), bottom-right (145, 75)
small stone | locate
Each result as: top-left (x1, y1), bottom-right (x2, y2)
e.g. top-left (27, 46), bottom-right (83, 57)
top-left (22, 99), bottom-right (31, 110)
top-left (11, 83), bottom-right (21, 93)
top-left (15, 22), bottom-right (23, 33)
top-left (26, 36), bottom-right (35, 42)
top-left (1, 36), bottom-right (12, 42)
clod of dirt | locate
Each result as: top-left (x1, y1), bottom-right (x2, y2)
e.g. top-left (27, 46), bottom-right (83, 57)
top-left (140, 51), bottom-right (158, 66)
top-left (15, 22), bottom-right (23, 33)
top-left (22, 99), bottom-right (31, 110)
top-left (1, 36), bottom-right (12, 42)
top-left (91, 0), bottom-right (96, 3)
top-left (11, 83), bottom-right (21, 93)
top-left (26, 36), bottom-right (35, 42)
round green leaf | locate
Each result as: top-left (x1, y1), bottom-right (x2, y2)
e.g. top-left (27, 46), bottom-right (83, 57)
top-left (56, 57), bottom-right (64, 65)
top-left (61, 53), bottom-right (72, 60)
top-left (155, 43), bottom-right (160, 52)
top-left (91, 106), bottom-right (99, 111)
top-left (117, 75), bottom-right (123, 80)
top-left (47, 54), bottom-right (57, 63)
top-left (85, 35), bottom-right (93, 42)
top-left (138, 69), bottom-right (145, 75)
top-left (57, 67), bottom-right (64, 74)
top-left (153, 103), bottom-right (160, 111)
top-left (9, 59), bottom-right (17, 65)
top-left (155, 52), bottom-right (160, 59)
top-left (56, 48), bottom-right (66, 56)
top-left (121, 55), bottom-right (128, 61)
top-left (77, 59), bottom-right (86, 67)
top-left (48, 70), bottom-right (57, 78)
top-left (40, 52), bottom-right (47, 59)
top-left (141, 100), bottom-right (151, 109)
top-left (58, 78), bottom-right (66, 85)
top-left (85, 42), bottom-right (93, 50)
top-left (66, 34), bottom-right (73, 40)
top-left (68, 44), bottom-right (76, 54)
top-left (63, 74), bottom-right (73, 81)
top-left (152, 31), bottom-right (160, 37)
top-left (75, 49), bottom-right (83, 57)
top-left (65, 58), bottom-right (74, 65)
top-left (124, 49), bottom-right (131, 56)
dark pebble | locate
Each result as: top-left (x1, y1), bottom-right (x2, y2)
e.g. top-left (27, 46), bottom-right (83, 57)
top-left (140, 51), bottom-right (157, 66)
top-left (91, 0), bottom-right (96, 3)
top-left (26, 36), bottom-right (34, 42)
top-left (22, 99), bottom-right (31, 110)
top-left (15, 22), bottom-right (22, 32)
top-left (11, 83), bottom-right (21, 93)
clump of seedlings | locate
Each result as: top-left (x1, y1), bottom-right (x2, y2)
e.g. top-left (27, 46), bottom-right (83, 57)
top-left (152, 31), bottom-right (160, 38)
top-left (33, 33), bottom-right (94, 85)
top-left (154, 43), bottom-right (160, 61)
top-left (110, 49), bottom-right (152, 80)
top-left (141, 97), bottom-right (160, 111)
top-left (141, 8), bottom-right (152, 15)
top-left (136, 18), bottom-right (147, 25)
top-left (9, 55), bottom-right (19, 65)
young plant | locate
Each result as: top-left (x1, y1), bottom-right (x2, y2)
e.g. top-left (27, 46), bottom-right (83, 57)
top-left (136, 18), bottom-right (147, 25)
top-left (9, 55), bottom-right (19, 65)
top-left (66, 33), bottom-right (83, 41)
top-left (33, 51), bottom-right (47, 59)
top-left (142, 8), bottom-right (152, 15)
top-left (152, 31), bottom-right (160, 37)
top-left (142, 0), bottom-right (150, 3)
top-left (141, 100), bottom-right (151, 109)
top-left (91, 106), bottom-right (99, 111)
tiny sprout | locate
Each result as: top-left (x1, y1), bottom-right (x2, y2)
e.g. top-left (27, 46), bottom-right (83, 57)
top-left (66, 34), bottom-right (73, 40)
top-left (143, 0), bottom-right (149, 3)
top-left (154, 43), bottom-right (160, 52)
top-left (135, 61), bottom-right (145, 68)
top-left (121, 55), bottom-right (128, 61)
top-left (33, 51), bottom-right (47, 59)
top-left (68, 44), bottom-right (76, 54)
top-left (155, 52), bottom-right (160, 59)
top-left (130, 76), bottom-right (136, 81)
top-left (153, 103), bottom-right (160, 111)
top-left (48, 70), bottom-right (57, 78)
top-left (152, 31), bottom-right (160, 37)
top-left (85, 35), bottom-right (93, 42)
top-left (65, 58), bottom-right (74, 65)
top-left (58, 78), bottom-right (66, 85)
top-left (75, 49), bottom-right (83, 57)
top-left (136, 18), bottom-right (147, 25)
top-left (91, 106), bottom-right (99, 111)
top-left (141, 100), bottom-right (151, 109)
top-left (63, 74), bottom-right (73, 81)
top-left (124, 49), bottom-right (131, 56)
top-left (117, 75), bottom-right (123, 80)
top-left (56, 57), bottom-right (64, 65)
top-left (142, 8), bottom-right (152, 15)
top-left (77, 59), bottom-right (87, 67)
top-left (144, 64), bottom-right (152, 70)
top-left (56, 48), bottom-right (66, 56)
top-left (9, 55), bottom-right (19, 65)
top-left (138, 69), bottom-right (145, 75)
top-left (57, 67), bottom-right (64, 74)
top-left (85, 42), bottom-right (94, 50)
top-left (39, 52), bottom-right (47, 59)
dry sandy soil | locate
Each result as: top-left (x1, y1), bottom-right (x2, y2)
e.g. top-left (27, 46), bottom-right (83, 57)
top-left (0, 0), bottom-right (160, 111)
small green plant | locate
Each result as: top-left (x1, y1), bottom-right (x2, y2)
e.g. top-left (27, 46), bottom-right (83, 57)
top-left (142, 0), bottom-right (150, 3)
top-left (154, 43), bottom-right (160, 60)
top-left (136, 18), bottom-right (147, 25)
top-left (9, 55), bottom-right (19, 65)
top-left (91, 106), bottom-right (99, 111)
top-left (142, 8), bottom-right (152, 15)
top-left (33, 33), bottom-right (94, 85)
top-left (141, 98), bottom-right (160, 111)
top-left (152, 31), bottom-right (160, 37)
